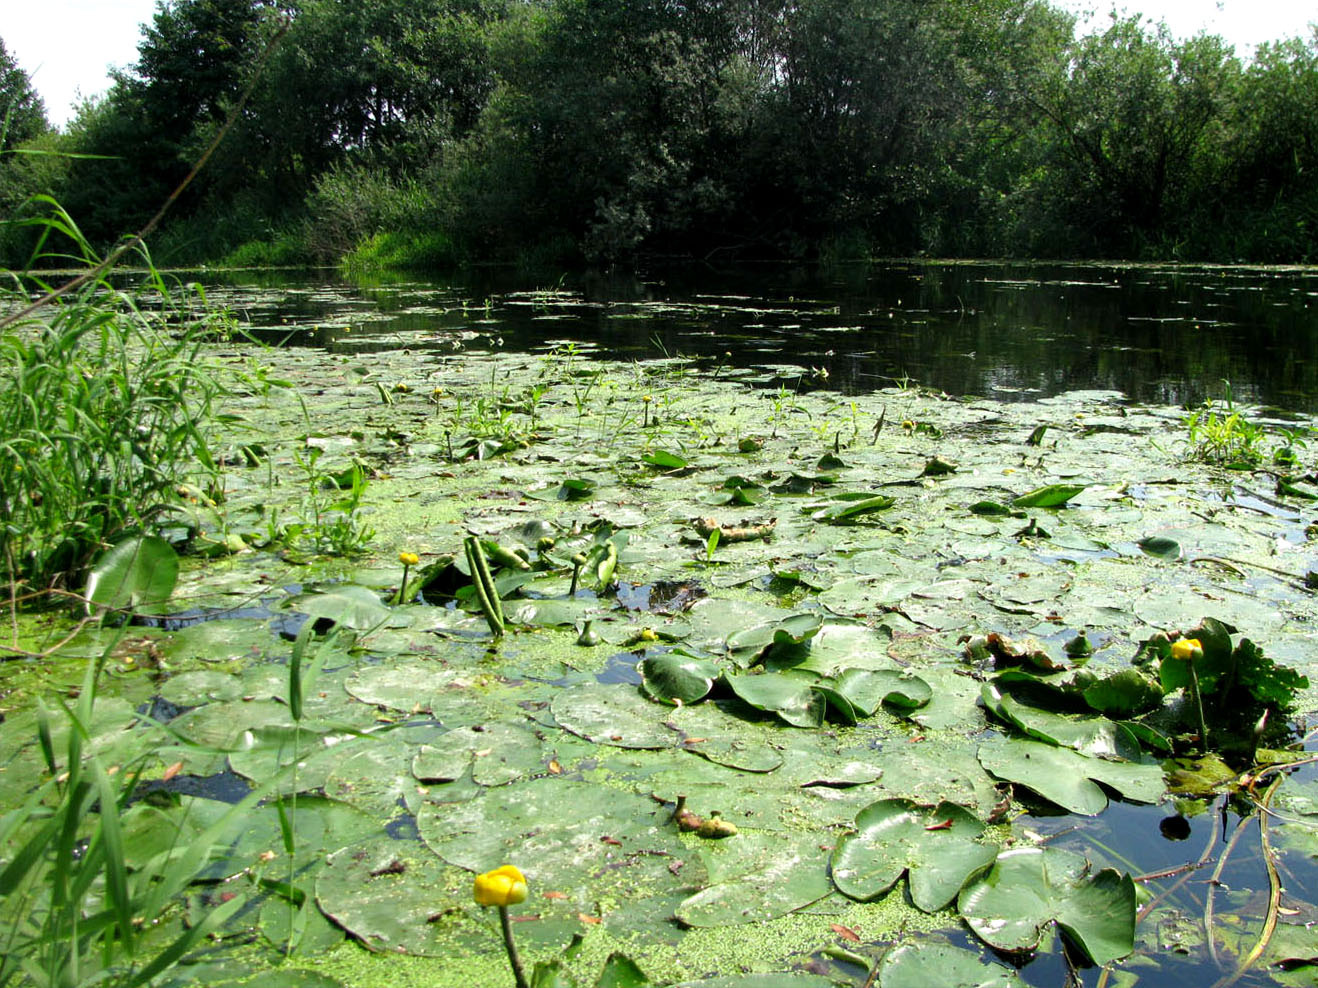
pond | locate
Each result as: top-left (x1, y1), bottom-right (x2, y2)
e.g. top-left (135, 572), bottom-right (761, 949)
top-left (206, 259), bottom-right (1318, 410)
top-left (4, 260), bottom-right (1318, 988)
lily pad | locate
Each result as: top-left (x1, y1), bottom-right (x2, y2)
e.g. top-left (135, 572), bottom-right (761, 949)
top-left (640, 652), bottom-right (723, 705)
top-left (675, 832), bottom-right (833, 927)
top-left (1011, 484), bottom-right (1086, 508)
top-left (875, 941), bottom-right (1024, 987)
top-left (958, 846), bottom-right (1136, 965)
top-left (830, 799), bottom-right (998, 910)
top-left (977, 737), bottom-right (1165, 815)
top-left (724, 671), bottom-right (825, 728)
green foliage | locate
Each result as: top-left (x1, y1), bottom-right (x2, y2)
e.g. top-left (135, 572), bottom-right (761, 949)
top-left (19, 3), bottom-right (1318, 266)
top-left (0, 37), bottom-right (48, 152)
top-left (1183, 383), bottom-right (1267, 466)
top-left (0, 646), bottom-right (251, 988)
top-left (0, 200), bottom-right (223, 592)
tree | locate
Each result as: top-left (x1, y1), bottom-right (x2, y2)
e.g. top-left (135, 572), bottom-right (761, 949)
top-left (1020, 16), bottom-right (1240, 256)
top-left (0, 37), bottom-right (47, 152)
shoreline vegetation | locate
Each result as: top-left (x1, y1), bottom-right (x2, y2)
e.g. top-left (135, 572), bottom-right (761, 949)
top-left (2, 0), bottom-right (1318, 273)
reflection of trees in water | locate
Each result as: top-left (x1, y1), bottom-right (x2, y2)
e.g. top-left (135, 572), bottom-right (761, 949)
top-left (207, 263), bottom-right (1318, 411)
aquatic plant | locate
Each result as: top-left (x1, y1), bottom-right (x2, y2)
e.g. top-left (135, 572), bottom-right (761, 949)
top-left (473, 865), bottom-right (530, 988)
top-left (1183, 382), bottom-right (1267, 466)
top-left (0, 205), bottom-right (224, 594)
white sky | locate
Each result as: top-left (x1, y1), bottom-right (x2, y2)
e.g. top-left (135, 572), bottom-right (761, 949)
top-left (5, 0), bottom-right (1318, 129)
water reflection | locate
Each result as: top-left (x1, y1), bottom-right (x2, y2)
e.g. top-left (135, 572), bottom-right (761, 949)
top-left (199, 261), bottom-right (1318, 411)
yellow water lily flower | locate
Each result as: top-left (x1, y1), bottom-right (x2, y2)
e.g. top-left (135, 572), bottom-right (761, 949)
top-left (473, 865), bottom-right (528, 907)
top-left (1170, 637), bottom-right (1203, 662)
top-left (399, 552), bottom-right (420, 567)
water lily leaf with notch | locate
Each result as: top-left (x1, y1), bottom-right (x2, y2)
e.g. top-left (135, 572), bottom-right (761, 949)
top-left (323, 736), bottom-right (424, 818)
top-left (412, 723), bottom-right (547, 786)
top-left (85, 535), bottom-right (179, 615)
top-left (812, 494), bottom-right (896, 524)
top-left (675, 832), bottom-right (833, 927)
top-left (831, 668), bottom-right (932, 716)
top-left (316, 842), bottom-right (488, 957)
top-left (1010, 484), bottom-right (1086, 508)
top-left (286, 584), bottom-right (391, 631)
top-left (981, 684), bottom-right (1143, 759)
top-left (875, 941), bottom-right (1024, 988)
top-left (830, 798), bottom-right (997, 910)
top-left (977, 737), bottom-right (1164, 815)
top-left (345, 664), bottom-right (481, 715)
top-left (958, 846), bottom-right (1136, 965)
top-left (770, 622), bottom-right (897, 677)
top-left (640, 652), bottom-right (722, 705)
top-left (724, 671), bottom-right (825, 728)
top-left (551, 682), bottom-right (677, 748)
top-left (725, 612), bottom-right (823, 666)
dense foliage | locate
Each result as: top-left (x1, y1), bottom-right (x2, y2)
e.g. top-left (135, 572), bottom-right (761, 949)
top-left (2, 0), bottom-right (1317, 267)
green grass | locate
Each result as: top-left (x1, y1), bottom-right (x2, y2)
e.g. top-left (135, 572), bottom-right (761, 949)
top-left (0, 199), bottom-right (225, 594)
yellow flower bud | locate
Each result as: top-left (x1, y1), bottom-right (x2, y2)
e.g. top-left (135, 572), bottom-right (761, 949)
top-left (1170, 637), bottom-right (1203, 663)
top-left (399, 552), bottom-right (420, 567)
top-left (473, 865), bottom-right (528, 907)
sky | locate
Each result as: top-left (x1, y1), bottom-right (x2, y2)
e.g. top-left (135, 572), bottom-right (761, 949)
top-left (5, 0), bottom-right (1318, 129)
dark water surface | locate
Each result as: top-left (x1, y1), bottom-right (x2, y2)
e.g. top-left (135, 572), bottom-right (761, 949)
top-left (202, 260), bottom-right (1318, 411)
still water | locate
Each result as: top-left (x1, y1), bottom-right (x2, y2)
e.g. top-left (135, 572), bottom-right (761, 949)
top-left (200, 260), bottom-right (1318, 411)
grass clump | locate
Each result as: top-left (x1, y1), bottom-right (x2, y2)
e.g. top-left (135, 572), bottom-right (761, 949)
top-left (0, 201), bottom-right (226, 594)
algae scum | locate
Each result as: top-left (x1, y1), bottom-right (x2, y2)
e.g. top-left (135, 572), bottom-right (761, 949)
top-left (5, 271), bottom-right (1318, 988)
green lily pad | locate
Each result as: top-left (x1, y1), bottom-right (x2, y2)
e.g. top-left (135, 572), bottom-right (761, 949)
top-left (875, 941), bottom-right (1024, 987)
top-left (640, 652), bottom-right (723, 705)
top-left (977, 737), bottom-right (1165, 815)
top-left (958, 846), bottom-right (1136, 965)
top-left (412, 723), bottom-right (548, 786)
top-left (1011, 484), bottom-right (1086, 508)
top-left (285, 584), bottom-right (391, 631)
top-left (812, 494), bottom-right (897, 523)
top-left (551, 682), bottom-right (677, 748)
top-left (831, 799), bottom-right (997, 910)
top-left (724, 672), bottom-right (825, 728)
top-left (1138, 535), bottom-right (1183, 561)
top-left (982, 685), bottom-right (1142, 759)
top-left (726, 612), bottom-right (823, 666)
top-left (675, 832), bottom-right (833, 927)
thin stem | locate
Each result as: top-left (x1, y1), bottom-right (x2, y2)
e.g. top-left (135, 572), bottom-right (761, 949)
top-left (498, 905), bottom-right (529, 988)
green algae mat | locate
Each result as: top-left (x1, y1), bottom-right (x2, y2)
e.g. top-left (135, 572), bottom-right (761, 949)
top-left (3, 331), bottom-right (1318, 988)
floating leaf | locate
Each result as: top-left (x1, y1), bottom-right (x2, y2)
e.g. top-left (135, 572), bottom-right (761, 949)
top-left (813, 494), bottom-right (896, 523)
top-left (1011, 484), bottom-right (1085, 508)
top-left (1137, 535), bottom-right (1183, 560)
top-left (977, 737), bottom-right (1165, 814)
top-left (1082, 669), bottom-right (1165, 718)
top-left (831, 668), bottom-right (932, 715)
top-left (724, 672), bottom-right (825, 728)
top-left (640, 652), bottom-right (722, 705)
top-left (85, 535), bottom-right (179, 614)
top-left (959, 846), bottom-right (1136, 965)
top-left (675, 833), bottom-right (832, 927)
top-left (830, 799), bottom-right (997, 910)
top-left (286, 584), bottom-right (391, 631)
top-left (642, 450), bottom-right (689, 470)
top-left (875, 941), bottom-right (1024, 988)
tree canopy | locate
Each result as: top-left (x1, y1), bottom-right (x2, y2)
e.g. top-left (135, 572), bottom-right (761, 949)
top-left (3, 2), bottom-right (1317, 267)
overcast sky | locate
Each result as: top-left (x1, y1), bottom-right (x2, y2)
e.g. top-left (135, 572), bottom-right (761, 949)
top-left (5, 0), bottom-right (1317, 128)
